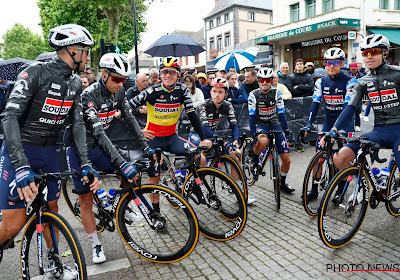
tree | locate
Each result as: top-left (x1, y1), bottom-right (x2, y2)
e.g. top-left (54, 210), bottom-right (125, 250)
top-left (37, 0), bottom-right (148, 72)
top-left (0, 23), bottom-right (50, 60)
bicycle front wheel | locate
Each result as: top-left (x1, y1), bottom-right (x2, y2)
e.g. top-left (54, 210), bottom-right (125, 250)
top-left (302, 151), bottom-right (334, 216)
top-left (271, 148), bottom-right (281, 210)
top-left (318, 166), bottom-right (369, 248)
top-left (182, 167), bottom-right (247, 241)
top-left (386, 161), bottom-right (400, 216)
top-left (116, 184), bottom-right (199, 263)
top-left (21, 211), bottom-right (87, 280)
top-left (210, 155), bottom-right (248, 201)
top-left (241, 139), bottom-right (256, 186)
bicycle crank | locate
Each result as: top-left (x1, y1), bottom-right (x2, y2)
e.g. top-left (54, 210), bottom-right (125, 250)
top-left (208, 194), bottom-right (222, 211)
top-left (369, 190), bottom-right (380, 209)
top-left (95, 208), bottom-right (115, 232)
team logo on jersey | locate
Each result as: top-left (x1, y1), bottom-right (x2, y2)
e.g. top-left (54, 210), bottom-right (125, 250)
top-left (324, 95), bottom-right (343, 105)
top-left (369, 89), bottom-right (398, 103)
top-left (41, 98), bottom-right (73, 115)
top-left (21, 72), bottom-right (28, 79)
top-left (154, 103), bottom-right (180, 113)
top-left (259, 106), bottom-right (276, 117)
top-left (88, 102), bottom-right (94, 108)
top-left (98, 110), bottom-right (116, 125)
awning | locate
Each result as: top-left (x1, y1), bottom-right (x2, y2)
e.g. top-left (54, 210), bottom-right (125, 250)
top-left (369, 28), bottom-right (400, 45)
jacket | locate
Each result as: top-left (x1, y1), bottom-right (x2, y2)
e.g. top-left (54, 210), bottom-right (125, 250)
top-left (287, 71), bottom-right (314, 97)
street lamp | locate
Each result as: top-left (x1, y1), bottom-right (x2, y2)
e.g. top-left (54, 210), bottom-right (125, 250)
top-left (131, 1), bottom-right (139, 74)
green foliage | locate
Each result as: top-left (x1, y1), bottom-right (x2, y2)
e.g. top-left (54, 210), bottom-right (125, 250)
top-left (0, 23), bottom-right (50, 60)
top-left (37, 0), bottom-right (148, 71)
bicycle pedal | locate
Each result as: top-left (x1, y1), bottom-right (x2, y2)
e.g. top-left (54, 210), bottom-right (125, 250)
top-left (260, 171), bottom-right (266, 176)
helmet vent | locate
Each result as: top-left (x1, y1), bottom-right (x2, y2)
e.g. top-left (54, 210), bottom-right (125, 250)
top-left (114, 58), bottom-right (121, 69)
top-left (55, 33), bottom-right (68, 41)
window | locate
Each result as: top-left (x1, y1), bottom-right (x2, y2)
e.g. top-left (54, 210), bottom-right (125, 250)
top-left (224, 33), bottom-right (231, 47)
top-left (217, 35), bottom-right (222, 50)
top-left (209, 38), bottom-right (215, 50)
top-left (290, 3), bottom-right (300, 22)
top-left (185, 57), bottom-right (189, 66)
top-left (306, 0), bottom-right (316, 18)
top-left (396, 0), bottom-right (400, 9)
top-left (216, 17), bottom-right (221, 26)
top-left (224, 13), bottom-right (229, 23)
top-left (248, 12), bottom-right (255, 22)
top-left (323, 0), bottom-right (334, 13)
top-left (209, 20), bottom-right (214, 29)
top-left (379, 0), bottom-right (389, 9)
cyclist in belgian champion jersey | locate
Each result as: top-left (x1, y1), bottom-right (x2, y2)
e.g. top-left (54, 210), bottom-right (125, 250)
top-left (128, 57), bottom-right (211, 211)
top-left (66, 53), bottom-right (152, 263)
top-left (0, 24), bottom-right (100, 248)
top-left (303, 47), bottom-right (356, 201)
top-left (322, 34), bottom-right (400, 203)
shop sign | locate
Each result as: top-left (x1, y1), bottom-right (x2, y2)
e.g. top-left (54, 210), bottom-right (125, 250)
top-left (256, 18), bottom-right (360, 44)
top-left (290, 33), bottom-right (348, 49)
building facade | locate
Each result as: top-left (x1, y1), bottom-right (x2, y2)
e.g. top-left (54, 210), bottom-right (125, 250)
top-left (204, 0), bottom-right (274, 70)
top-left (256, 0), bottom-right (400, 72)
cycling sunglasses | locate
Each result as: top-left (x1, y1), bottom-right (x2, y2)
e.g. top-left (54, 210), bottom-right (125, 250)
top-left (106, 71), bottom-right (128, 84)
top-left (325, 60), bottom-right (341, 67)
top-left (160, 69), bottom-right (178, 76)
top-left (258, 78), bottom-right (273, 84)
top-left (362, 48), bottom-right (383, 57)
top-left (71, 46), bottom-right (91, 57)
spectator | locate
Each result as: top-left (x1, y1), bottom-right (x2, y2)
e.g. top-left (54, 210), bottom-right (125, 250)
top-left (80, 75), bottom-right (89, 90)
top-left (348, 62), bottom-right (365, 132)
top-left (84, 67), bottom-right (97, 85)
top-left (188, 68), bottom-right (202, 89)
top-left (239, 68), bottom-right (258, 101)
top-left (228, 67), bottom-right (237, 74)
top-left (226, 73), bottom-right (247, 104)
top-left (237, 74), bottom-right (245, 86)
top-left (183, 74), bottom-right (204, 108)
top-left (197, 72), bottom-right (207, 86)
top-left (305, 62), bottom-right (315, 75)
top-left (287, 58), bottom-right (314, 97)
top-left (278, 62), bottom-right (290, 87)
top-left (0, 79), bottom-right (11, 111)
top-left (126, 73), bottom-right (148, 128)
top-left (148, 68), bottom-right (161, 86)
top-left (357, 62), bottom-right (366, 74)
top-left (219, 69), bottom-right (227, 78)
top-left (201, 72), bottom-right (216, 99)
top-left (272, 73), bottom-right (291, 100)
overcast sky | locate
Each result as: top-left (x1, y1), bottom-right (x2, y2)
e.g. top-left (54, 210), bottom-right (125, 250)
top-left (1, 0), bottom-right (215, 54)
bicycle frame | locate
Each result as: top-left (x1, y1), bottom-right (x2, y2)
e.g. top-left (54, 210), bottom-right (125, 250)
top-left (258, 131), bottom-right (280, 178)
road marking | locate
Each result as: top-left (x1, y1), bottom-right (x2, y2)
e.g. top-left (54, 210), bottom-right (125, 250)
top-left (87, 257), bottom-right (131, 276)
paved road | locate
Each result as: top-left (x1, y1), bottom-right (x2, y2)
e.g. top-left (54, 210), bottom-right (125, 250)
top-left (2, 109), bottom-right (400, 279)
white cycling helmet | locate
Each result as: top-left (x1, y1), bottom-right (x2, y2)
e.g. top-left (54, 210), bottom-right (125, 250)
top-left (323, 47), bottom-right (345, 60)
top-left (360, 34), bottom-right (390, 51)
top-left (210, 77), bottom-right (228, 89)
top-left (100, 53), bottom-right (131, 77)
top-left (257, 68), bottom-right (274, 79)
top-left (48, 24), bottom-right (94, 50)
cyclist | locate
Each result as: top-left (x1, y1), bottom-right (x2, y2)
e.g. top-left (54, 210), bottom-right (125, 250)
top-left (303, 47), bottom-right (357, 201)
top-left (249, 68), bottom-right (294, 193)
top-left (65, 53), bottom-right (152, 263)
top-left (128, 57), bottom-right (211, 208)
top-left (0, 24), bottom-right (100, 254)
top-left (322, 34), bottom-right (400, 203)
top-left (189, 78), bottom-right (256, 204)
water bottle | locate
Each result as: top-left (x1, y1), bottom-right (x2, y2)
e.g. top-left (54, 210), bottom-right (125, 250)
top-left (107, 188), bottom-right (117, 209)
top-left (259, 150), bottom-right (267, 165)
top-left (175, 170), bottom-right (184, 187)
top-left (380, 167), bottom-right (390, 189)
top-left (372, 167), bottom-right (383, 190)
top-left (97, 189), bottom-right (109, 209)
top-left (180, 169), bottom-right (187, 185)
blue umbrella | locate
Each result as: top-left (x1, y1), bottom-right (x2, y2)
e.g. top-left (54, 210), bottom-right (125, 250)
top-left (144, 34), bottom-right (205, 57)
top-left (214, 49), bottom-right (257, 71)
top-left (0, 57), bottom-right (32, 81)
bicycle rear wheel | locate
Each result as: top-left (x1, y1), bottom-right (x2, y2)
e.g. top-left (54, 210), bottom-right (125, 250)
top-left (386, 161), bottom-right (400, 216)
top-left (21, 211), bottom-right (87, 280)
top-left (302, 151), bottom-right (334, 216)
top-left (182, 167), bottom-right (247, 241)
top-left (241, 139), bottom-right (256, 186)
top-left (210, 155), bottom-right (248, 201)
top-left (116, 184), bottom-right (199, 263)
top-left (318, 166), bottom-right (369, 248)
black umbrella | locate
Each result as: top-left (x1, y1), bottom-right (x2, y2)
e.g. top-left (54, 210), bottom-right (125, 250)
top-left (0, 57), bottom-right (32, 81)
top-left (35, 51), bottom-right (57, 62)
top-left (144, 34), bottom-right (205, 57)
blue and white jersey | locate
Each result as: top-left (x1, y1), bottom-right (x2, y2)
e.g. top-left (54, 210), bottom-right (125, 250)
top-left (248, 88), bottom-right (285, 127)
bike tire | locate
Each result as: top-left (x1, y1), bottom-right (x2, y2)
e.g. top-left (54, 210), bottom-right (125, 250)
top-left (302, 151), bottom-right (334, 216)
top-left (240, 139), bottom-right (256, 186)
top-left (271, 148), bottom-right (281, 210)
top-left (116, 184), bottom-right (199, 263)
top-left (318, 166), bottom-right (369, 248)
top-left (21, 211), bottom-right (87, 280)
top-left (61, 177), bottom-right (106, 233)
top-left (181, 167), bottom-right (247, 241)
top-left (385, 161), bottom-right (400, 216)
top-left (210, 155), bottom-right (248, 201)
